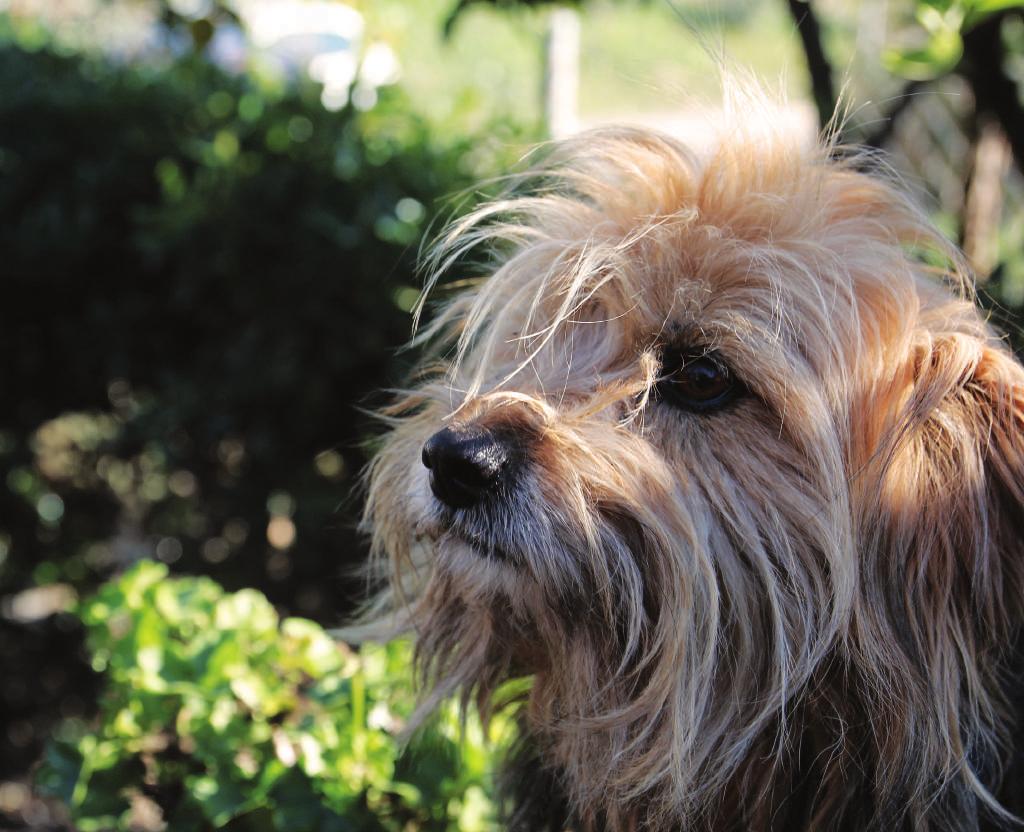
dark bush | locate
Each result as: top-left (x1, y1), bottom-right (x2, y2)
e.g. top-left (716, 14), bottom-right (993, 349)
top-left (0, 36), bottom-right (533, 778)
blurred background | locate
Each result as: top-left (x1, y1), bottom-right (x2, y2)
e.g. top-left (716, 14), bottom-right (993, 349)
top-left (2, 0), bottom-right (1024, 829)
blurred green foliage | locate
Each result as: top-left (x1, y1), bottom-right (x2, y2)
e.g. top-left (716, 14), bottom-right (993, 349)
top-left (883, 0), bottom-right (1021, 79)
top-left (0, 20), bottom-right (532, 777)
top-left (37, 562), bottom-right (508, 831)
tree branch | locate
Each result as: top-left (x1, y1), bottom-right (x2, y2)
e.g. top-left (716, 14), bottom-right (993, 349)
top-left (785, 0), bottom-right (836, 130)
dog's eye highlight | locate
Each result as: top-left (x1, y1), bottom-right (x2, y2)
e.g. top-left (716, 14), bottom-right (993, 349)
top-left (657, 349), bottom-right (741, 412)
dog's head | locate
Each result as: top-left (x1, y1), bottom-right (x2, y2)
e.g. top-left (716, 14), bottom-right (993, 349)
top-left (364, 121), bottom-right (1024, 829)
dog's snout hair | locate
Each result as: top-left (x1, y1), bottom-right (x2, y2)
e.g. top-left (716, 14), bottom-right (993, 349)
top-left (359, 88), bottom-right (1024, 832)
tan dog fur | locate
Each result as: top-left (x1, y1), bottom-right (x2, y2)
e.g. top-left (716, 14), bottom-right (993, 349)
top-left (362, 93), bottom-right (1024, 831)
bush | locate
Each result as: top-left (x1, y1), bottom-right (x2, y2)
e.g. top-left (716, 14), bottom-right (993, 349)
top-left (0, 32), bottom-right (534, 776)
top-left (37, 562), bottom-right (508, 831)
top-left (0, 35), bottom-right (524, 615)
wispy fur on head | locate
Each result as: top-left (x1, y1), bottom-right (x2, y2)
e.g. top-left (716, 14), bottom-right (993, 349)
top-left (361, 89), bottom-right (1024, 831)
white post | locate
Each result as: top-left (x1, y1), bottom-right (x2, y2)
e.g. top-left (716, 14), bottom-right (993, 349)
top-left (543, 7), bottom-right (580, 139)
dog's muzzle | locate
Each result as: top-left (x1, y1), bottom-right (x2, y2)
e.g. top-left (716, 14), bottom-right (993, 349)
top-left (421, 423), bottom-right (515, 509)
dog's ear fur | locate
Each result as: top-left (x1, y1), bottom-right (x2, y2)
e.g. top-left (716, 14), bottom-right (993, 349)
top-left (848, 311), bottom-right (1024, 822)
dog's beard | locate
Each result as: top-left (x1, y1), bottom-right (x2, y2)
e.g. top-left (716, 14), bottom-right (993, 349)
top-left (368, 393), bottom-right (854, 829)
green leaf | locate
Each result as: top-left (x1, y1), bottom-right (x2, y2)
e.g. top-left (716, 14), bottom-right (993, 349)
top-left (916, 1), bottom-right (965, 33)
top-left (42, 564), bottom-right (509, 830)
top-left (188, 773), bottom-right (252, 827)
top-left (75, 756), bottom-right (144, 822)
top-left (34, 741), bottom-right (83, 805)
top-left (455, 784), bottom-right (495, 832)
top-left (883, 27), bottom-right (964, 80)
top-left (281, 617), bottom-right (352, 677)
top-left (214, 588), bottom-right (278, 634)
top-left (120, 560), bottom-right (170, 607)
top-left (270, 768), bottom-right (338, 828)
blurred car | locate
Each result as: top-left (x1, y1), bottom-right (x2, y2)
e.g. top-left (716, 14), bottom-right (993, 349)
top-left (211, 0), bottom-right (399, 109)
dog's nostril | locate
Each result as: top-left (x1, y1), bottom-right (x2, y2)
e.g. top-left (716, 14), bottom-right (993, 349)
top-left (422, 424), bottom-right (513, 509)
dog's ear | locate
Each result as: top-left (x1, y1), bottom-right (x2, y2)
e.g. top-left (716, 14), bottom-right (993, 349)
top-left (849, 315), bottom-right (1024, 817)
top-left (854, 323), bottom-right (1024, 623)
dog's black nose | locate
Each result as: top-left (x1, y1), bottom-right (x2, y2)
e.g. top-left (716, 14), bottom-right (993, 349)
top-left (421, 424), bottom-right (512, 509)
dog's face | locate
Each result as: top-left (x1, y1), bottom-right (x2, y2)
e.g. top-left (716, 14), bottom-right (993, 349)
top-left (366, 125), bottom-right (1024, 829)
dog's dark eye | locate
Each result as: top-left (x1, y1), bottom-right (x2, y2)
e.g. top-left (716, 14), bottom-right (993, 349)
top-left (657, 348), bottom-right (741, 412)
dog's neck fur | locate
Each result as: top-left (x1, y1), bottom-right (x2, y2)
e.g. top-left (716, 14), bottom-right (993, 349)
top-left (503, 639), bottom-right (1024, 832)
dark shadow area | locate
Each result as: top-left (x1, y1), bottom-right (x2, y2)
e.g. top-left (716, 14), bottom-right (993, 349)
top-left (0, 38), bottom-right (525, 790)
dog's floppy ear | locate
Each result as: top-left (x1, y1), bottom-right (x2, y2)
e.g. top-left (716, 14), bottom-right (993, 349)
top-left (855, 323), bottom-right (1024, 625)
top-left (849, 314), bottom-right (1024, 820)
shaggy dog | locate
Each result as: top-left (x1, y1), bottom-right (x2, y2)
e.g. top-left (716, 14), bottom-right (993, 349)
top-left (362, 96), bottom-right (1024, 831)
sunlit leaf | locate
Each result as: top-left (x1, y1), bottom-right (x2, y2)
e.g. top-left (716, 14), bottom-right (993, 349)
top-left (38, 564), bottom-right (511, 830)
top-left (214, 588), bottom-right (278, 634)
top-left (883, 28), bottom-right (964, 80)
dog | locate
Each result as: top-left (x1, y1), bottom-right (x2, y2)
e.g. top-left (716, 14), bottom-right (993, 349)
top-left (362, 93), bottom-right (1024, 831)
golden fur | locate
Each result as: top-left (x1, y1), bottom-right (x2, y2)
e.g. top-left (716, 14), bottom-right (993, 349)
top-left (361, 94), bottom-right (1024, 831)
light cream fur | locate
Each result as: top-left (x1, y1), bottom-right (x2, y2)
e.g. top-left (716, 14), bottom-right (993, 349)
top-left (361, 90), bottom-right (1024, 831)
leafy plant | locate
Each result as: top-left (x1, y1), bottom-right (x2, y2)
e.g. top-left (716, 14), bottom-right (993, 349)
top-left (36, 562), bottom-right (510, 831)
top-left (0, 26), bottom-right (533, 777)
top-left (883, 0), bottom-right (1022, 79)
